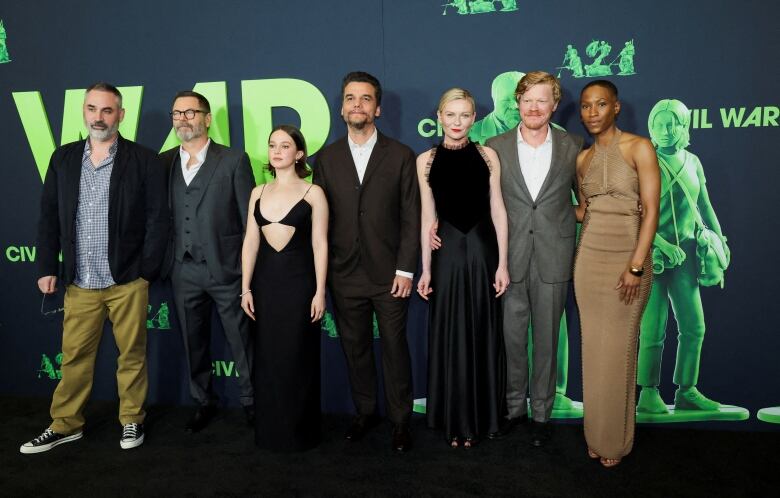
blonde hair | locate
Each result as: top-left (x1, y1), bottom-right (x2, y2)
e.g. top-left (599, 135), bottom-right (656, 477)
top-left (514, 71), bottom-right (561, 104)
top-left (437, 87), bottom-right (476, 113)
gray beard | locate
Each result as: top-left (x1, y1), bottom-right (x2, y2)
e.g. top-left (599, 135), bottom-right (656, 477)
top-left (175, 125), bottom-right (205, 142)
top-left (87, 122), bottom-right (119, 142)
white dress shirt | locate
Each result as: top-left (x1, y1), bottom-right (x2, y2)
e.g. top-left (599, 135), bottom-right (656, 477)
top-left (347, 129), bottom-right (413, 280)
top-left (347, 129), bottom-right (378, 184)
top-left (179, 139), bottom-right (211, 186)
top-left (517, 125), bottom-right (553, 201)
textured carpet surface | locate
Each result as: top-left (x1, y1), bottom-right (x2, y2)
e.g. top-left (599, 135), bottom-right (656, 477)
top-left (1, 395), bottom-right (777, 497)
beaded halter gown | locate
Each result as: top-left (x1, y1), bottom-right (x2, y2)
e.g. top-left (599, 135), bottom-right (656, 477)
top-left (574, 130), bottom-right (652, 459)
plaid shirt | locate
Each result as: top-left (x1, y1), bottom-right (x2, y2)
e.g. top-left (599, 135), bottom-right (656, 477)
top-left (73, 139), bottom-right (118, 289)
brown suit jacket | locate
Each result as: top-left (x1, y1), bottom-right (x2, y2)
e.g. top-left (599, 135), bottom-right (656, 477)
top-left (313, 131), bottom-right (420, 284)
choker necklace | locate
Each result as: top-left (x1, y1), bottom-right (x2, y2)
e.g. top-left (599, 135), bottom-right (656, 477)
top-left (442, 140), bottom-right (469, 150)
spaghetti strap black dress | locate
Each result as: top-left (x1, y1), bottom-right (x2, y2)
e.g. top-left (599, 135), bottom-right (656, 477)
top-left (252, 186), bottom-right (320, 451)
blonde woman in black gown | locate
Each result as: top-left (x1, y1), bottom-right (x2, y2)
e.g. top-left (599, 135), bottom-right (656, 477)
top-left (417, 88), bottom-right (510, 448)
top-left (241, 125), bottom-right (328, 451)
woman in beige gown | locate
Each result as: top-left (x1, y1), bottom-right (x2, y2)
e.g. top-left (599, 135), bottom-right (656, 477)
top-left (574, 80), bottom-right (660, 467)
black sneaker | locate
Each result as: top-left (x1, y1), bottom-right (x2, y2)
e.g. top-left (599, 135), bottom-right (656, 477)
top-left (120, 423), bottom-right (145, 449)
top-left (20, 428), bottom-right (83, 454)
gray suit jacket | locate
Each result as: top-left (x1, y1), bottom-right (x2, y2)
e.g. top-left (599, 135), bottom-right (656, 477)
top-left (487, 126), bottom-right (584, 283)
top-left (159, 142), bottom-right (255, 284)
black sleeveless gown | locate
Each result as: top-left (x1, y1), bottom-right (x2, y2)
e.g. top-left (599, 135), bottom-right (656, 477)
top-left (252, 191), bottom-right (320, 451)
top-left (426, 142), bottom-right (505, 442)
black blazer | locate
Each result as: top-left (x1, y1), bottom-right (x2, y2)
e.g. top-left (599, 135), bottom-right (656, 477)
top-left (36, 135), bottom-right (170, 285)
top-left (313, 131), bottom-right (420, 284)
top-left (159, 142), bottom-right (255, 284)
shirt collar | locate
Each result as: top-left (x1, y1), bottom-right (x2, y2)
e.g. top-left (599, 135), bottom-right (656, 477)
top-left (84, 136), bottom-right (119, 156)
top-left (517, 124), bottom-right (553, 146)
top-left (180, 139), bottom-right (211, 163)
top-left (348, 128), bottom-right (378, 150)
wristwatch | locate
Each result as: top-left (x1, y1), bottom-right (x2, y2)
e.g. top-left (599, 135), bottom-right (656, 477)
top-left (629, 266), bottom-right (644, 277)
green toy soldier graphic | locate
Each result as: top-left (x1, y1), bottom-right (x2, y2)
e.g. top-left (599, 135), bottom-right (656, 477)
top-left (584, 40), bottom-right (612, 77)
top-left (757, 407), bottom-right (780, 424)
top-left (38, 353), bottom-right (63, 380)
top-left (442, 0), bottom-right (517, 15)
top-left (638, 99), bottom-right (732, 415)
top-left (442, 0), bottom-right (470, 15)
top-left (146, 302), bottom-right (171, 330)
top-left (156, 302), bottom-right (170, 329)
top-left (558, 45), bottom-right (584, 79)
top-left (0, 20), bottom-right (11, 64)
top-left (467, 0), bottom-right (498, 13)
top-left (617, 40), bottom-right (635, 75)
top-left (469, 71), bottom-right (525, 145)
top-left (321, 311), bottom-right (380, 339)
top-left (321, 310), bottom-right (339, 338)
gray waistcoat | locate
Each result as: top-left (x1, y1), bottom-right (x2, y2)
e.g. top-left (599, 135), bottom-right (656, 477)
top-left (171, 164), bottom-right (205, 261)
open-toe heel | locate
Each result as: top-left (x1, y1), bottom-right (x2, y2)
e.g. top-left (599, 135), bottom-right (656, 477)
top-left (587, 448), bottom-right (599, 459)
top-left (463, 437), bottom-right (476, 449)
top-left (449, 437), bottom-right (459, 448)
top-left (600, 457), bottom-right (621, 468)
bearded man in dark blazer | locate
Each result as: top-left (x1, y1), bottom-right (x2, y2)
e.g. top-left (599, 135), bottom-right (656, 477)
top-left (21, 82), bottom-right (168, 454)
top-left (313, 71), bottom-right (420, 452)
top-left (159, 91), bottom-right (255, 432)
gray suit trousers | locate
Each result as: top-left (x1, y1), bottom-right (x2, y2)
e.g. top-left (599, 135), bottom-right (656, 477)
top-left (172, 258), bottom-right (254, 406)
top-left (503, 258), bottom-right (568, 422)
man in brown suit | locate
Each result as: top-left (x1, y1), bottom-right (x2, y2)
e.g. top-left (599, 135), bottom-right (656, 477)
top-left (313, 71), bottom-right (420, 452)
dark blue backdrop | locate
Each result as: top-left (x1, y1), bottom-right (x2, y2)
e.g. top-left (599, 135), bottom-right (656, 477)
top-left (1, 0), bottom-right (777, 430)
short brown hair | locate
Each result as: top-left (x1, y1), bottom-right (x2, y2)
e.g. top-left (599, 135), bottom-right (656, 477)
top-left (267, 124), bottom-right (311, 179)
top-left (172, 90), bottom-right (211, 113)
top-left (85, 82), bottom-right (123, 107)
top-left (514, 71), bottom-right (561, 104)
top-left (341, 71), bottom-right (382, 105)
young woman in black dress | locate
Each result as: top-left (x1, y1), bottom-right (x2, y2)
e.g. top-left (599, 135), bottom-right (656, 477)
top-left (241, 125), bottom-right (328, 451)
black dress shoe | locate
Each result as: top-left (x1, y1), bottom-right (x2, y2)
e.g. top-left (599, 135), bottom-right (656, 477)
top-left (392, 424), bottom-right (412, 452)
top-left (344, 414), bottom-right (380, 442)
top-left (185, 405), bottom-right (217, 433)
top-left (529, 421), bottom-right (551, 447)
top-left (243, 405), bottom-right (255, 427)
top-left (488, 413), bottom-right (529, 439)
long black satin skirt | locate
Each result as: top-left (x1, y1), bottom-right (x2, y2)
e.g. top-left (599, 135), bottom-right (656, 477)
top-left (252, 243), bottom-right (321, 452)
top-left (426, 218), bottom-right (505, 441)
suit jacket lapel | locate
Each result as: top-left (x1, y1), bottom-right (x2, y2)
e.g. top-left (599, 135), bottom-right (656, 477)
top-left (359, 131), bottom-right (387, 186)
top-left (108, 135), bottom-right (129, 212)
top-left (193, 142), bottom-right (222, 208)
top-left (536, 127), bottom-right (569, 201)
top-left (334, 136), bottom-right (361, 186)
top-left (503, 126), bottom-right (533, 201)
top-left (165, 149), bottom-right (180, 210)
top-left (65, 140), bottom-right (86, 231)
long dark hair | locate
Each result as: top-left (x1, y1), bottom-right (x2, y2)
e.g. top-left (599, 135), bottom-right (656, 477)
top-left (267, 124), bottom-right (311, 178)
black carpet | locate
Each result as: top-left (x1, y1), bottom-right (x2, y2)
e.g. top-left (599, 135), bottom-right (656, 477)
top-left (1, 396), bottom-right (776, 497)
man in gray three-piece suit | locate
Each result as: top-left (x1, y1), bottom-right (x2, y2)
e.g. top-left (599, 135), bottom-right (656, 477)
top-left (160, 91), bottom-right (256, 432)
top-left (486, 71), bottom-right (583, 446)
